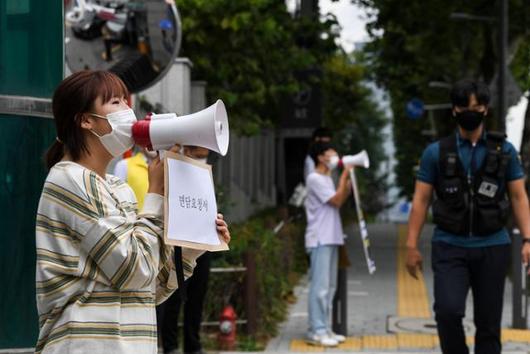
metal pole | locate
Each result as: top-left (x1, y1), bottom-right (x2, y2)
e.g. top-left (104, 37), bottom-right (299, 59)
top-left (276, 133), bottom-right (287, 204)
top-left (511, 228), bottom-right (528, 329)
top-left (428, 109), bottom-right (437, 140)
top-left (244, 251), bottom-right (258, 335)
top-left (332, 268), bottom-right (347, 336)
top-left (498, 0), bottom-right (508, 132)
top-left (300, 0), bottom-right (318, 18)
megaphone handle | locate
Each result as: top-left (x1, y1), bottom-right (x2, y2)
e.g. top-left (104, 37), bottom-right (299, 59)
top-left (349, 169), bottom-right (362, 217)
top-left (349, 169), bottom-right (376, 274)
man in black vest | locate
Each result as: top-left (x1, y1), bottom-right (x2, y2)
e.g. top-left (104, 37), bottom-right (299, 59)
top-left (405, 79), bottom-right (530, 354)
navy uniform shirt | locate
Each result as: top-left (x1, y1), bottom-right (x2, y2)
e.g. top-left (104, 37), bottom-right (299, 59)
top-left (417, 131), bottom-right (524, 247)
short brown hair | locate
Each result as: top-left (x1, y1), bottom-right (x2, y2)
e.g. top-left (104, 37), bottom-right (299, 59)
top-left (45, 70), bottom-right (129, 169)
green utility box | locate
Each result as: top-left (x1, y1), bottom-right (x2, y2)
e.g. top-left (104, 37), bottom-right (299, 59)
top-left (0, 0), bottom-right (63, 349)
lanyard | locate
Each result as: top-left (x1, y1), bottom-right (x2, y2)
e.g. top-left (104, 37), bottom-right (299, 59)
top-left (456, 133), bottom-right (478, 178)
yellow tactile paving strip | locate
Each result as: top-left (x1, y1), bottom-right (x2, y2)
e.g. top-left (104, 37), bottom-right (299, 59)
top-left (362, 335), bottom-right (398, 349)
top-left (396, 333), bottom-right (436, 349)
top-left (503, 328), bottom-right (530, 342)
top-left (289, 333), bottom-right (500, 351)
top-left (396, 224), bottom-right (431, 318)
top-left (289, 224), bottom-right (530, 351)
top-left (290, 339), bottom-right (325, 352)
top-left (337, 337), bottom-right (362, 350)
top-left (291, 337), bottom-right (364, 351)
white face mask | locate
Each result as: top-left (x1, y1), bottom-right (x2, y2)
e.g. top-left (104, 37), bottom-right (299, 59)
top-left (195, 158), bottom-right (208, 164)
top-left (90, 108), bottom-right (137, 157)
top-left (325, 155), bottom-right (340, 170)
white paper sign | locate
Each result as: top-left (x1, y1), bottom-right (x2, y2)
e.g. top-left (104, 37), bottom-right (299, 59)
top-left (164, 152), bottom-right (228, 251)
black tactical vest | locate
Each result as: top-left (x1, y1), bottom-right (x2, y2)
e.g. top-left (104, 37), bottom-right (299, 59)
top-left (432, 132), bottom-right (511, 236)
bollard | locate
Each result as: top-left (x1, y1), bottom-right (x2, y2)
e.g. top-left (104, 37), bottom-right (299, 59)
top-left (243, 251), bottom-right (258, 335)
top-left (332, 268), bottom-right (347, 335)
top-left (511, 228), bottom-right (528, 329)
top-left (332, 245), bottom-right (350, 335)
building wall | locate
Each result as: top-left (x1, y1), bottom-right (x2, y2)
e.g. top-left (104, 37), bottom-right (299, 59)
top-left (137, 58), bottom-right (193, 115)
top-left (212, 131), bottom-right (277, 223)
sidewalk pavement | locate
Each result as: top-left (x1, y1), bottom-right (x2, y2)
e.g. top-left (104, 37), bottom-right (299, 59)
top-left (4, 223), bottom-right (529, 354)
top-left (263, 222), bottom-right (530, 353)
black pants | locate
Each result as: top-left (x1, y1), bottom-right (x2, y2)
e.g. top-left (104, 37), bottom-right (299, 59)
top-left (157, 252), bottom-right (211, 353)
top-left (432, 241), bottom-right (510, 354)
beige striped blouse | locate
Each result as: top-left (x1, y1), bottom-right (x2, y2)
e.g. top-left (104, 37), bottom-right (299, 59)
top-left (35, 161), bottom-right (202, 354)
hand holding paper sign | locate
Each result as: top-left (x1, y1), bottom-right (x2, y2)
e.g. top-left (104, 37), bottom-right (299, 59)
top-left (164, 152), bottom-right (229, 251)
top-left (147, 155), bottom-right (164, 195)
top-left (134, 99), bottom-right (231, 251)
top-left (146, 144), bottom-right (183, 196)
top-left (216, 213), bottom-right (231, 244)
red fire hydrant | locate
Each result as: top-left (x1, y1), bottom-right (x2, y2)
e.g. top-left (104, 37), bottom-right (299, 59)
top-left (218, 304), bottom-right (237, 350)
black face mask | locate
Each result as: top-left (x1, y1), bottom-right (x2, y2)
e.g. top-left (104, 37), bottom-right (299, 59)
top-left (455, 110), bottom-right (485, 131)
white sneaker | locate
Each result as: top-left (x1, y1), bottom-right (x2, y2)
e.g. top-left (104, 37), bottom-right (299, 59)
top-left (306, 332), bottom-right (339, 347)
top-left (328, 330), bottom-right (346, 343)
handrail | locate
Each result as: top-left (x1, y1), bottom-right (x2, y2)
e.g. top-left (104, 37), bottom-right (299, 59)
top-left (0, 95), bottom-right (53, 119)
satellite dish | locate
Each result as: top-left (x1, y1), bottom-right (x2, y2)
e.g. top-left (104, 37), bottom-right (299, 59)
top-left (64, 0), bottom-right (182, 93)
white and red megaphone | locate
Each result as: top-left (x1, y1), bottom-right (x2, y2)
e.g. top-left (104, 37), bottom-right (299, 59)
top-left (340, 150), bottom-right (370, 169)
top-left (132, 99), bottom-right (229, 155)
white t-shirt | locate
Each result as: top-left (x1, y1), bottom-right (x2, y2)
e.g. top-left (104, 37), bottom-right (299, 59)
top-left (304, 172), bottom-right (344, 248)
top-left (113, 158), bottom-right (128, 182)
top-left (304, 154), bottom-right (316, 182)
top-left (113, 154), bottom-right (150, 182)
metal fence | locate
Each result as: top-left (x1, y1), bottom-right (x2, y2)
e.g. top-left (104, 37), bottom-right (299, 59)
top-left (212, 131), bottom-right (277, 222)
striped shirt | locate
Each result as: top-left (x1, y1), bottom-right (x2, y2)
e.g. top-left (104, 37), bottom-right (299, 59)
top-left (35, 161), bottom-right (202, 354)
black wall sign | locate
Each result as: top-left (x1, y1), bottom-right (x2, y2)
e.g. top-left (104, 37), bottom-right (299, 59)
top-left (282, 69), bottom-right (322, 128)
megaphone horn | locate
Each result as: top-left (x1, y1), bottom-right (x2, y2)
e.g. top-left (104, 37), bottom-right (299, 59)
top-left (341, 150), bottom-right (370, 169)
top-left (132, 99), bottom-right (230, 156)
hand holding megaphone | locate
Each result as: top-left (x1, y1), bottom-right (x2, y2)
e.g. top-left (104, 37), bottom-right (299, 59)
top-left (340, 150), bottom-right (370, 169)
top-left (132, 99), bottom-right (229, 155)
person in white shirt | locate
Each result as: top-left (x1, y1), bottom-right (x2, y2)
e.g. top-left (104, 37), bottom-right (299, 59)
top-left (304, 142), bottom-right (351, 347)
top-left (304, 127), bottom-right (332, 181)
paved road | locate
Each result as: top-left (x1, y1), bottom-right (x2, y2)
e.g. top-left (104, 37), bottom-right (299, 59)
top-left (264, 222), bottom-right (530, 353)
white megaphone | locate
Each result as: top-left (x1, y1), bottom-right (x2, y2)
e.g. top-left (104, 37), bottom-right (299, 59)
top-left (132, 99), bottom-right (229, 155)
top-left (341, 150), bottom-right (370, 169)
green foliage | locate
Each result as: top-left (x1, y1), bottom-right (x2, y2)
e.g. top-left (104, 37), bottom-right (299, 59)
top-left (202, 332), bottom-right (265, 351)
top-left (202, 208), bottom-right (307, 347)
top-left (177, 0), bottom-right (339, 135)
top-left (176, 0), bottom-right (390, 212)
top-left (322, 53), bottom-right (389, 212)
top-left (352, 0), bottom-right (530, 198)
top-left (511, 35), bottom-right (530, 91)
top-left (322, 54), bottom-right (369, 131)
